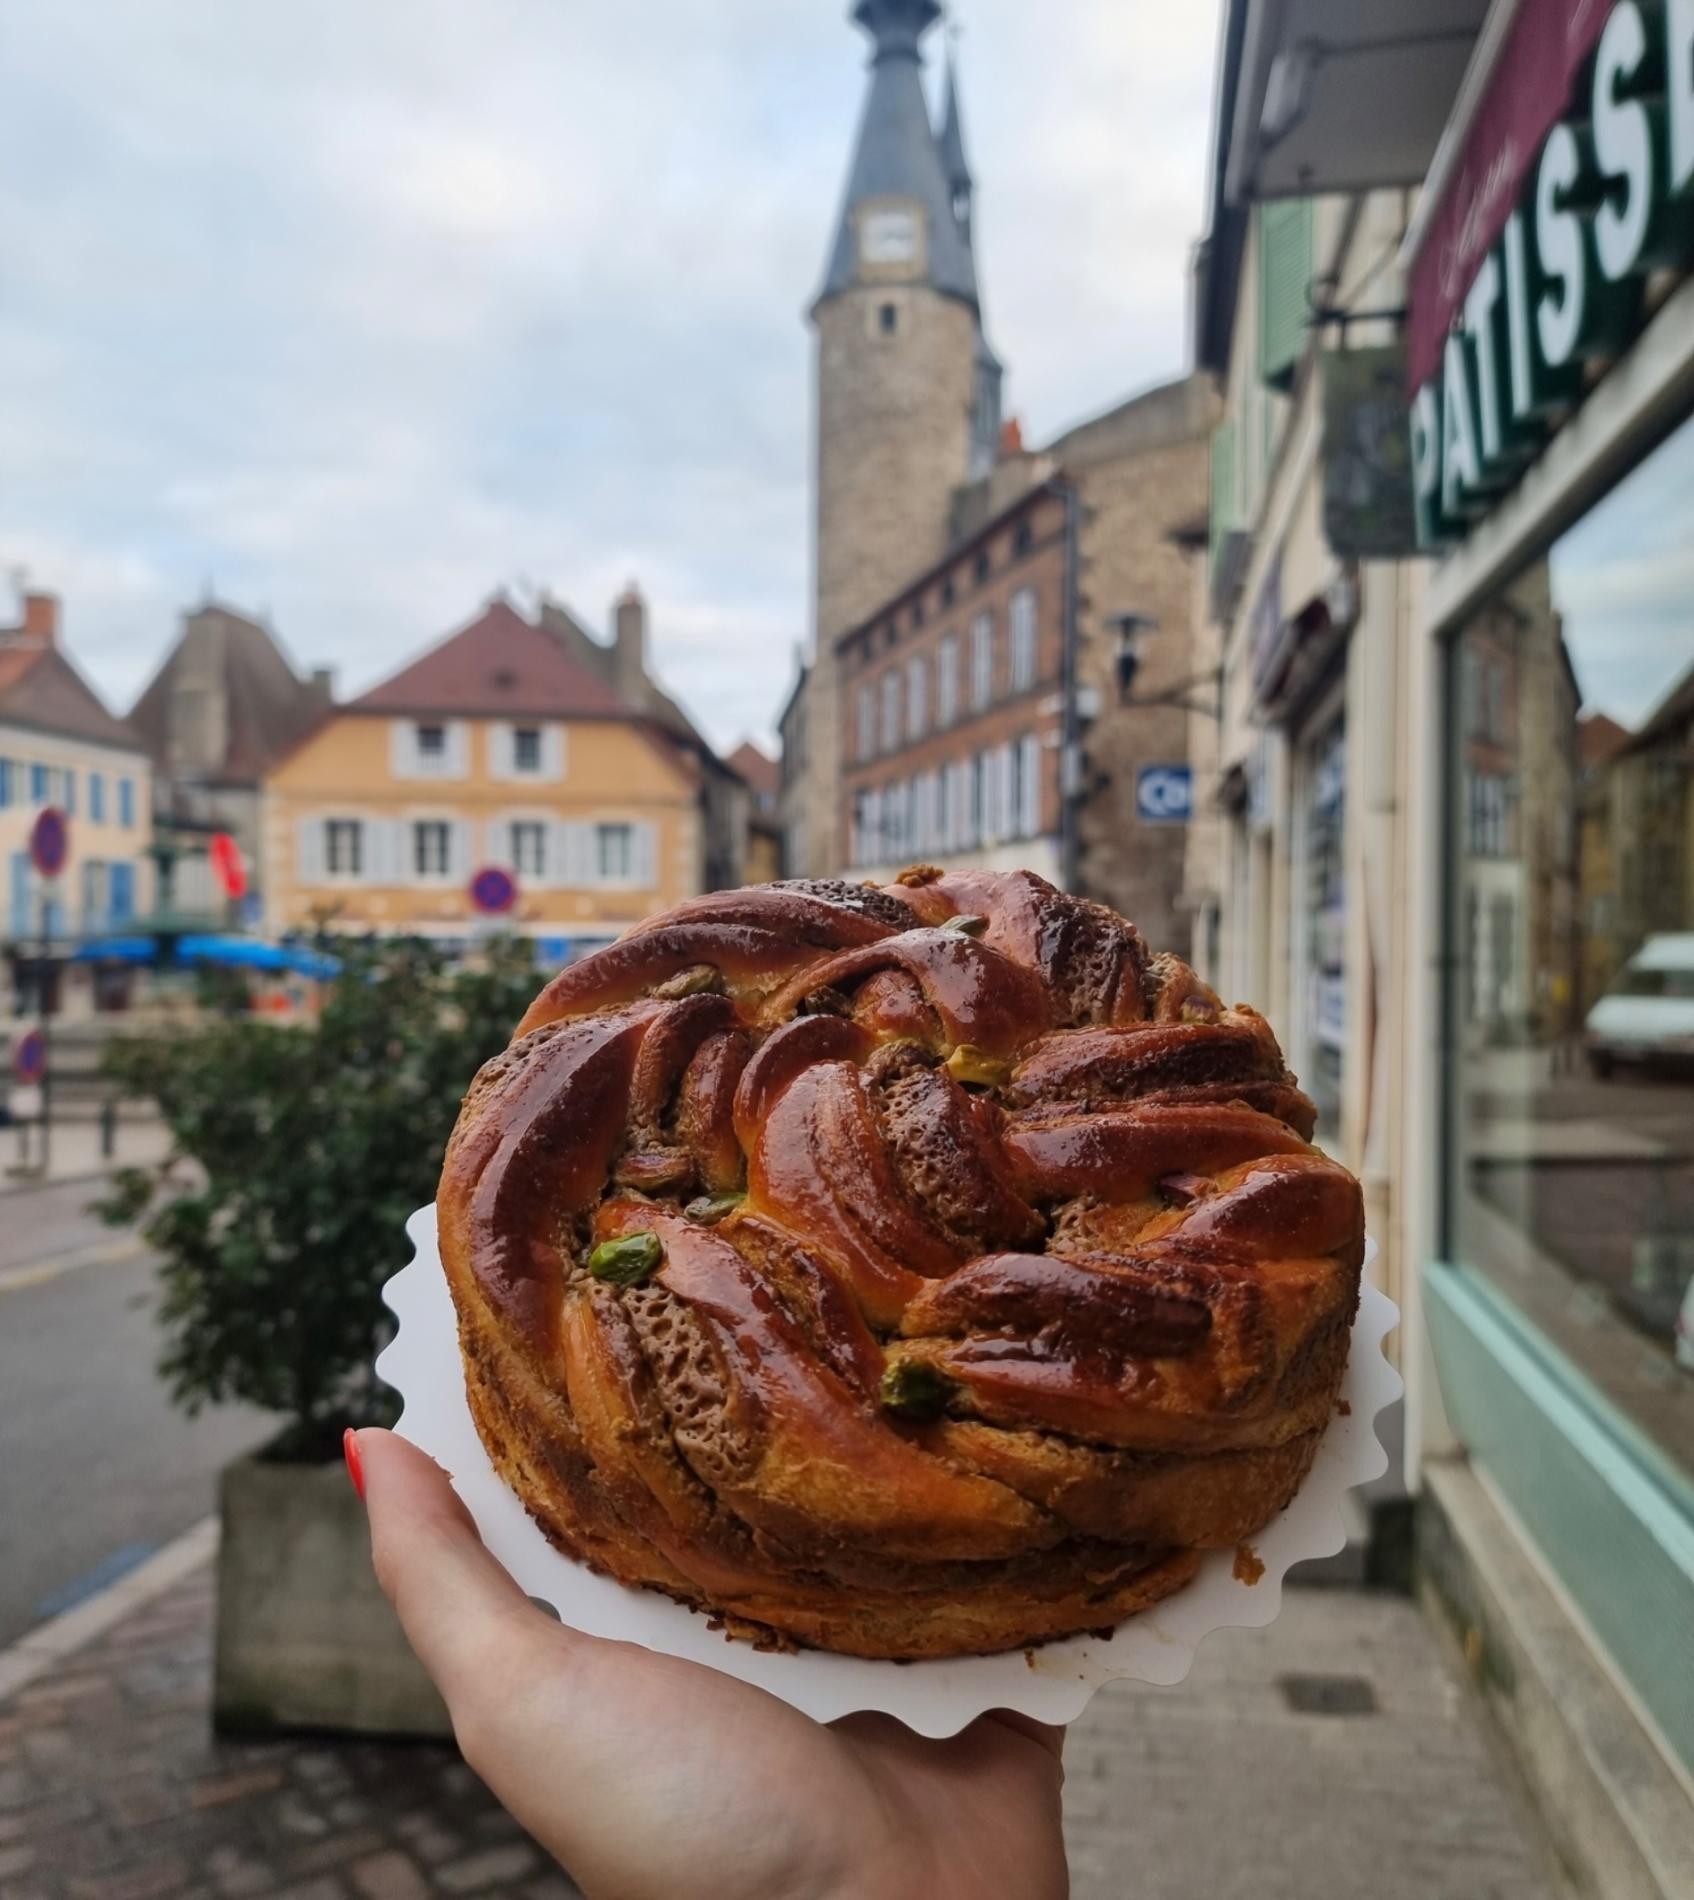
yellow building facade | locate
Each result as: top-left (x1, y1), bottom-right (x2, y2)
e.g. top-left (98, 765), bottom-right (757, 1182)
top-left (262, 600), bottom-right (703, 955)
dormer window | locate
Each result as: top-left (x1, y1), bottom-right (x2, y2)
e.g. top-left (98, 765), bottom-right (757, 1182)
top-left (491, 721), bottom-right (563, 782)
top-left (393, 719), bottom-right (467, 779)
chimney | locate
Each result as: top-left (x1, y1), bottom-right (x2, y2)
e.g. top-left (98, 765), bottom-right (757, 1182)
top-left (613, 582), bottom-right (648, 702)
top-left (21, 592), bottom-right (58, 645)
top-left (998, 417), bottom-right (1025, 460)
top-left (310, 665), bottom-right (336, 703)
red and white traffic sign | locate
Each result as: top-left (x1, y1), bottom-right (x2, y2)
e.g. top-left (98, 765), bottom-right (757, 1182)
top-left (29, 807), bottom-right (69, 880)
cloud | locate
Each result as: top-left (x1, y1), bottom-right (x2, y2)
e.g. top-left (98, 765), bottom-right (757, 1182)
top-left (0, 0), bottom-right (1221, 751)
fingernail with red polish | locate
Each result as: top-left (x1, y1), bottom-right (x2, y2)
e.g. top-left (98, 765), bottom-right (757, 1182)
top-left (343, 1427), bottom-right (365, 1502)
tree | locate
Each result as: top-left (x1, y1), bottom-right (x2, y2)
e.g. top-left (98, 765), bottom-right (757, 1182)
top-left (99, 938), bottom-right (541, 1461)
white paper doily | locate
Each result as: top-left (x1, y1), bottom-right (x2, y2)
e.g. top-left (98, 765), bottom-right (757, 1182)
top-left (377, 1205), bottom-right (1400, 1737)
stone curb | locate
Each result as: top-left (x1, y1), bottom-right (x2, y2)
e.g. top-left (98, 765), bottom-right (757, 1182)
top-left (0, 1514), bottom-right (218, 1703)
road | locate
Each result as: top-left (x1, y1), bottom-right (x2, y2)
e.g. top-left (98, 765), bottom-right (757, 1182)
top-left (0, 1181), bottom-right (272, 1647)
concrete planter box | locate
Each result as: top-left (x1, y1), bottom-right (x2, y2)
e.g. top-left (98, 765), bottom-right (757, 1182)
top-left (213, 1451), bottom-right (451, 1739)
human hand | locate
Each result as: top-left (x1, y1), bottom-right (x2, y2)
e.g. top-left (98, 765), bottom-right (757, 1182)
top-left (351, 1428), bottom-right (1069, 1900)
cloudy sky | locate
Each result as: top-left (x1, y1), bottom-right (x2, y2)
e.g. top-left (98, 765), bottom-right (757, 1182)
top-left (1, 1), bottom-right (1222, 753)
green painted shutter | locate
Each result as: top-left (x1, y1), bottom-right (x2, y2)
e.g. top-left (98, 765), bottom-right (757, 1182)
top-left (1209, 419), bottom-right (1238, 576)
top-left (1259, 198), bottom-right (1314, 391)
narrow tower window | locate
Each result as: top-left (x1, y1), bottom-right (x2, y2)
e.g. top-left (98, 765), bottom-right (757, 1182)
top-left (880, 303), bottom-right (898, 336)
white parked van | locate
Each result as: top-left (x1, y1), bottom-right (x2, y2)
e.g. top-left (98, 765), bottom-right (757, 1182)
top-left (1585, 934), bottom-right (1694, 1077)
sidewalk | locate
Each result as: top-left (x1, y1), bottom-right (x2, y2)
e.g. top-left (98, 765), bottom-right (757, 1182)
top-left (1, 1116), bottom-right (172, 1193)
top-left (0, 1560), bottom-right (1566, 1900)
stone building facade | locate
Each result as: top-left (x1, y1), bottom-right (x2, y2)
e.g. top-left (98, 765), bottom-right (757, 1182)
top-left (840, 483), bottom-right (1067, 884)
top-left (1055, 378), bottom-right (1215, 952)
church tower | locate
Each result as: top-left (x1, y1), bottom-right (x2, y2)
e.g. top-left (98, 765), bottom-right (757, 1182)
top-left (803, 0), bottom-right (1001, 874)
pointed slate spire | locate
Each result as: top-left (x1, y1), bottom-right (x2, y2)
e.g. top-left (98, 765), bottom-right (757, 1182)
top-left (815, 0), bottom-right (978, 310)
top-left (938, 44), bottom-right (973, 236)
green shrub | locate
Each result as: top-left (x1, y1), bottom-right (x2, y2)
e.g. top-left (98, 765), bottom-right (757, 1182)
top-left (98, 937), bottom-right (541, 1462)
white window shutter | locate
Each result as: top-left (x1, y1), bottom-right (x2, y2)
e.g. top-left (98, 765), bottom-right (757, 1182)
top-left (446, 722), bottom-right (469, 779)
top-left (1020, 736), bottom-right (1042, 838)
top-left (389, 723), bottom-right (414, 778)
top-left (544, 725), bottom-right (565, 779)
top-left (297, 817), bottom-right (326, 884)
top-left (365, 818), bottom-right (395, 884)
top-left (448, 820), bottom-right (472, 882)
top-left (490, 726), bottom-right (512, 782)
top-left (632, 821), bottom-right (658, 887)
top-left (553, 820), bottom-right (588, 886)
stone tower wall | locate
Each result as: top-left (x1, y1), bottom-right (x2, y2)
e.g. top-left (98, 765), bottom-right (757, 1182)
top-left (807, 285), bottom-right (978, 874)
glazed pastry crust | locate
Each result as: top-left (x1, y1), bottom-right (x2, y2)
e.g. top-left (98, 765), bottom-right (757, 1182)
top-left (437, 870), bottom-right (1363, 1659)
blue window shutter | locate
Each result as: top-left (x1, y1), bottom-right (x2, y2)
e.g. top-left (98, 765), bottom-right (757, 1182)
top-left (64, 769), bottom-right (77, 817)
top-left (1258, 198), bottom-right (1314, 390)
top-left (0, 760), bottom-right (11, 808)
top-left (110, 862), bottom-right (135, 925)
top-left (9, 853), bottom-right (30, 936)
top-left (119, 778), bottom-right (135, 827)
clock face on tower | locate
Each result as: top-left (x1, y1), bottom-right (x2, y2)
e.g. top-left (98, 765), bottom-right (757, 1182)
top-left (860, 206), bottom-right (919, 267)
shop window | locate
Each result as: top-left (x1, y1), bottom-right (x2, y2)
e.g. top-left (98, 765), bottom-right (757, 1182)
top-left (1297, 713), bottom-right (1346, 1141)
top-left (1444, 411), bottom-right (1694, 1493)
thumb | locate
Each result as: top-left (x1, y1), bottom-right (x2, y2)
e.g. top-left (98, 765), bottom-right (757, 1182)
top-left (353, 1427), bottom-right (559, 1714)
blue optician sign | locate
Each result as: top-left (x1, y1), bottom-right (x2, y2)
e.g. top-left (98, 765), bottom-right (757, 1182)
top-left (1135, 765), bottom-right (1193, 824)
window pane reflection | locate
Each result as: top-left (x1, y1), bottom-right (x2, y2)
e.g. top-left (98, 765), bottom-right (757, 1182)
top-left (1449, 411), bottom-right (1694, 1490)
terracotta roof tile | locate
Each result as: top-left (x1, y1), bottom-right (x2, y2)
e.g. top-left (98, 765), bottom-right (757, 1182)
top-left (0, 641), bottom-right (143, 753)
top-left (350, 599), bottom-right (631, 719)
top-left (727, 741), bottom-right (780, 799)
top-left (130, 603), bottom-right (327, 784)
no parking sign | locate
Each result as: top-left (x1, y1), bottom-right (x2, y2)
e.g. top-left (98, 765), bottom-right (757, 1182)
top-left (29, 806), bottom-right (69, 879)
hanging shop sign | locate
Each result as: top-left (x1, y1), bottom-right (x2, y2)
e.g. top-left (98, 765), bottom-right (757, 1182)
top-left (1322, 345), bottom-right (1416, 558)
top-left (209, 832), bottom-right (249, 901)
top-left (1409, 0), bottom-right (1694, 548)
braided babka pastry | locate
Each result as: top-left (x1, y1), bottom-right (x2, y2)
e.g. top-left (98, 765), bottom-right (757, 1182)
top-left (438, 869), bottom-right (1364, 1659)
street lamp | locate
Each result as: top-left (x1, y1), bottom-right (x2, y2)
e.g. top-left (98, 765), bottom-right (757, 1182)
top-left (1111, 610), bottom-right (1223, 722)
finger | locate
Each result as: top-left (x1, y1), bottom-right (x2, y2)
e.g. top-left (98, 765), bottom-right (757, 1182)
top-left (355, 1427), bottom-right (562, 1709)
top-left (983, 1711), bottom-right (1067, 1761)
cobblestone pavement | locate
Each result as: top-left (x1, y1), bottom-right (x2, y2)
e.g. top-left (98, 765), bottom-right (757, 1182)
top-left (0, 1566), bottom-right (1563, 1899)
